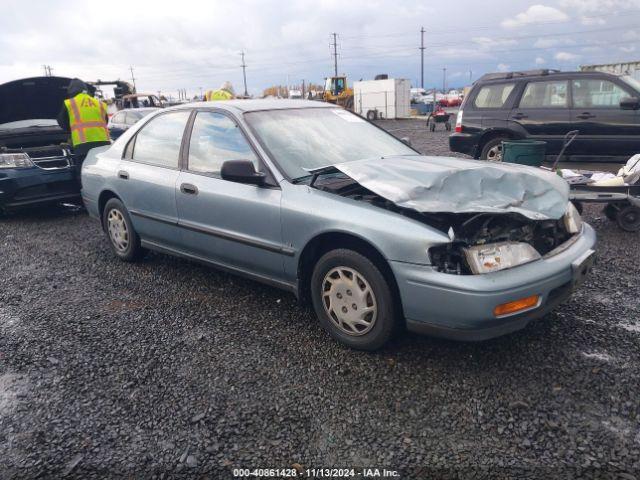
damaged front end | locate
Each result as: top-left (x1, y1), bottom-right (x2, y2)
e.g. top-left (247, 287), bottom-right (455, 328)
top-left (308, 156), bottom-right (579, 276)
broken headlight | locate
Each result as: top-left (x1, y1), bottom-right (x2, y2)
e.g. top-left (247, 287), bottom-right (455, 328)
top-left (463, 241), bottom-right (541, 274)
top-left (0, 153), bottom-right (34, 169)
top-left (563, 202), bottom-right (582, 234)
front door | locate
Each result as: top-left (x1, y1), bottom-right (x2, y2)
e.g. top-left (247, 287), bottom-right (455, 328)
top-left (176, 110), bottom-right (285, 282)
top-left (116, 110), bottom-right (191, 247)
top-left (570, 77), bottom-right (640, 159)
top-left (509, 79), bottom-right (572, 154)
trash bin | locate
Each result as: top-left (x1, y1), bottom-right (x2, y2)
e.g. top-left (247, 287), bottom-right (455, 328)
top-left (501, 140), bottom-right (546, 166)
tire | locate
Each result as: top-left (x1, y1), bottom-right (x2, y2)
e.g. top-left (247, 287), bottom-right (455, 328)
top-left (480, 136), bottom-right (507, 161)
top-left (310, 249), bottom-right (397, 351)
top-left (616, 204), bottom-right (640, 232)
top-left (102, 198), bottom-right (146, 262)
top-left (429, 122), bottom-right (436, 132)
top-left (366, 110), bottom-right (378, 121)
top-left (603, 203), bottom-right (618, 221)
top-left (445, 122), bottom-right (452, 131)
top-left (571, 201), bottom-right (583, 215)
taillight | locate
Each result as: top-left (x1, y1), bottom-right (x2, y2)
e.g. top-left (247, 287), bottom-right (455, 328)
top-left (455, 110), bottom-right (463, 133)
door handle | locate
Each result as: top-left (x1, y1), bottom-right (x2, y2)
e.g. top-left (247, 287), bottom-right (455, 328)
top-left (180, 183), bottom-right (198, 195)
top-left (512, 112), bottom-right (528, 120)
top-left (576, 112), bottom-right (595, 119)
top-left (118, 170), bottom-right (129, 179)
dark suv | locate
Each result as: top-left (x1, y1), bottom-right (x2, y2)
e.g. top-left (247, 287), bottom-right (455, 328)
top-left (449, 69), bottom-right (640, 162)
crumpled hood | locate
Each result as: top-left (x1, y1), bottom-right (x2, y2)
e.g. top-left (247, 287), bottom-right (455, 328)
top-left (334, 155), bottom-right (569, 220)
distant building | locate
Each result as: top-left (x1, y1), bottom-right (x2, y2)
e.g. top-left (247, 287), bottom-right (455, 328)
top-left (580, 60), bottom-right (640, 80)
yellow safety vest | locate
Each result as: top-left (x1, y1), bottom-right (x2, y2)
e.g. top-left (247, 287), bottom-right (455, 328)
top-left (205, 89), bottom-right (233, 101)
top-left (64, 93), bottom-right (109, 146)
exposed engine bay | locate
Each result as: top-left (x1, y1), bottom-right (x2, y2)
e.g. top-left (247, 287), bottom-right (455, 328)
top-left (310, 170), bottom-right (574, 275)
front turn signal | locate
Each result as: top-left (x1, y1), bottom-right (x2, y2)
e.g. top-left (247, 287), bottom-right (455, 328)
top-left (493, 295), bottom-right (540, 317)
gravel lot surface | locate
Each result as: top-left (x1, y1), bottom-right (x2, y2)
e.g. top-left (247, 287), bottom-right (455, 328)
top-left (1, 120), bottom-right (639, 479)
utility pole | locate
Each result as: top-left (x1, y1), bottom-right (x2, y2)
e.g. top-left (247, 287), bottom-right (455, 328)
top-left (331, 33), bottom-right (338, 77)
top-left (442, 67), bottom-right (447, 93)
top-left (43, 65), bottom-right (53, 76)
top-left (129, 66), bottom-right (137, 91)
top-left (469, 70), bottom-right (473, 83)
top-left (420, 27), bottom-right (425, 89)
top-left (302, 79), bottom-right (305, 99)
top-left (240, 51), bottom-right (248, 97)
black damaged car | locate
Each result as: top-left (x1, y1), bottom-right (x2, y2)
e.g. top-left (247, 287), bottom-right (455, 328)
top-left (0, 76), bottom-right (93, 213)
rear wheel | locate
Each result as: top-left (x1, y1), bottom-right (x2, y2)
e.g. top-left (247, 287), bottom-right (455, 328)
top-left (603, 203), bottom-right (618, 221)
top-left (366, 110), bottom-right (378, 121)
top-left (310, 249), bottom-right (397, 350)
top-left (102, 198), bottom-right (146, 261)
top-left (429, 122), bottom-right (436, 132)
top-left (616, 204), bottom-right (640, 232)
top-left (480, 136), bottom-right (507, 161)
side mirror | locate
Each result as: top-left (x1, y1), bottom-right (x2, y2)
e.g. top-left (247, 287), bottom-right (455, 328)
top-left (400, 137), bottom-right (412, 147)
top-left (221, 159), bottom-right (266, 186)
top-left (620, 96), bottom-right (640, 110)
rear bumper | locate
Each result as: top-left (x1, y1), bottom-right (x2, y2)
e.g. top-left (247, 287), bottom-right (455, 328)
top-left (448, 132), bottom-right (479, 157)
top-left (0, 167), bottom-right (79, 210)
top-left (392, 223), bottom-right (597, 341)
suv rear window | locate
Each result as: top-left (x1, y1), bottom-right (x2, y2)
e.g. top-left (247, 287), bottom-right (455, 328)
top-left (473, 83), bottom-right (515, 108)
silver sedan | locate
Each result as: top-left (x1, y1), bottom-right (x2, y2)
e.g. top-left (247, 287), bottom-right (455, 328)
top-left (81, 100), bottom-right (596, 350)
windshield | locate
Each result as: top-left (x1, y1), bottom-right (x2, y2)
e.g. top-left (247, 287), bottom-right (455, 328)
top-left (244, 108), bottom-right (417, 180)
top-left (621, 75), bottom-right (640, 93)
top-left (0, 119), bottom-right (59, 130)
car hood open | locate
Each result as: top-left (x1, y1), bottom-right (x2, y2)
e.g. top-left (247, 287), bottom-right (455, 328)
top-left (0, 76), bottom-right (92, 127)
top-left (334, 155), bottom-right (569, 220)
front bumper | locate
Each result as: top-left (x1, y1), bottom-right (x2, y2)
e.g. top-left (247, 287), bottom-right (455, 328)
top-left (391, 223), bottom-right (597, 341)
top-left (0, 166), bottom-right (79, 211)
top-left (448, 132), bottom-right (480, 157)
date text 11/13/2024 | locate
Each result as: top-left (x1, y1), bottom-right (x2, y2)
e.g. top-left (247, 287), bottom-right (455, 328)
top-left (232, 468), bottom-right (400, 477)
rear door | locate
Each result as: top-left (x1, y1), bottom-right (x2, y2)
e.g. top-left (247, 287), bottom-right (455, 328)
top-left (570, 76), bottom-right (640, 158)
top-left (509, 78), bottom-right (572, 153)
top-left (175, 110), bottom-right (285, 281)
top-left (117, 110), bottom-right (191, 248)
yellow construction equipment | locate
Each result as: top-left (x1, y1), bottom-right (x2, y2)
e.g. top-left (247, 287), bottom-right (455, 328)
top-left (323, 76), bottom-right (354, 110)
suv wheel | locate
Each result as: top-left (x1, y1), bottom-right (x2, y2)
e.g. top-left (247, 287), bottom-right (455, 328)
top-left (480, 137), bottom-right (507, 161)
top-left (310, 249), bottom-right (397, 350)
top-left (102, 198), bottom-right (146, 262)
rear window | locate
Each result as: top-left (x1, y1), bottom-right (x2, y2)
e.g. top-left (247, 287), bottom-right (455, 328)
top-left (473, 83), bottom-right (515, 109)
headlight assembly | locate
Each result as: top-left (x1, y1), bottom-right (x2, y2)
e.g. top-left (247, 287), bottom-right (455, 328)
top-left (463, 241), bottom-right (541, 274)
top-left (0, 153), bottom-right (35, 169)
top-left (563, 202), bottom-right (582, 234)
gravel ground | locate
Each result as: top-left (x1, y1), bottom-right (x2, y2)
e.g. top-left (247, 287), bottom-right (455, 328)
top-left (1, 120), bottom-right (639, 479)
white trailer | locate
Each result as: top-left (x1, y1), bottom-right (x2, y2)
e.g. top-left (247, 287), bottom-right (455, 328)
top-left (353, 78), bottom-right (411, 120)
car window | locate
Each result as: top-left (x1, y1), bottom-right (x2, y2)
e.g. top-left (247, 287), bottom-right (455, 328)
top-left (124, 112), bottom-right (136, 125)
top-left (187, 111), bottom-right (258, 175)
top-left (572, 79), bottom-right (629, 108)
top-left (111, 112), bottom-right (125, 124)
top-left (132, 111), bottom-right (190, 168)
top-left (473, 83), bottom-right (515, 108)
top-left (520, 80), bottom-right (568, 108)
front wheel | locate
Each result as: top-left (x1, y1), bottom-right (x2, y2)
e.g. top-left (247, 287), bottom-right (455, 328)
top-left (616, 204), bottom-right (640, 232)
top-left (310, 249), bottom-right (398, 350)
top-left (480, 137), bottom-right (507, 161)
top-left (102, 198), bottom-right (146, 262)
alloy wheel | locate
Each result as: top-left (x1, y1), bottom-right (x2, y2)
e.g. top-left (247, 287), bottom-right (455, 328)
top-left (487, 144), bottom-right (503, 161)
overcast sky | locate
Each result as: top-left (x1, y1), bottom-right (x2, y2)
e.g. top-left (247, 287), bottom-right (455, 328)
top-left (2, 0), bottom-right (640, 98)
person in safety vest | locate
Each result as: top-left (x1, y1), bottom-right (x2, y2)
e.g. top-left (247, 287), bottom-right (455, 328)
top-left (57, 78), bottom-right (110, 183)
top-left (204, 81), bottom-right (235, 101)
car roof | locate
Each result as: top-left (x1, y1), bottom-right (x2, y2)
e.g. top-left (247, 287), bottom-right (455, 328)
top-left (477, 69), bottom-right (620, 83)
top-left (118, 107), bottom-right (160, 112)
top-left (165, 99), bottom-right (334, 113)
